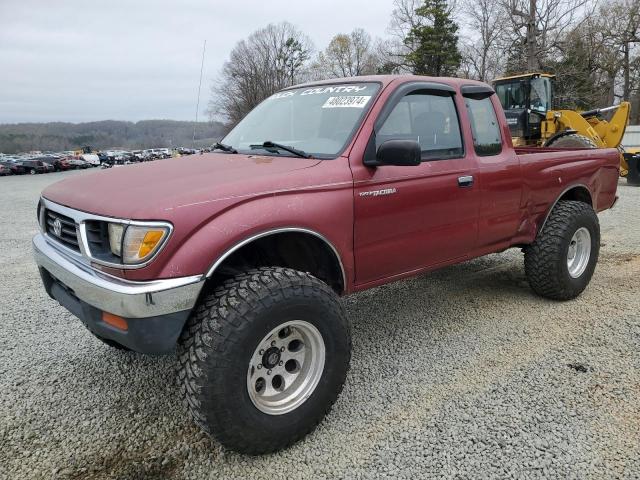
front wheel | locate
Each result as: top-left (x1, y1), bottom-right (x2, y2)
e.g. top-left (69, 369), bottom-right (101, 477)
top-left (524, 200), bottom-right (600, 300)
top-left (177, 267), bottom-right (351, 454)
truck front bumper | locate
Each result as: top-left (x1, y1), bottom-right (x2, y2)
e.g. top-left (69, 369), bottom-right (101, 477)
top-left (33, 233), bottom-right (205, 354)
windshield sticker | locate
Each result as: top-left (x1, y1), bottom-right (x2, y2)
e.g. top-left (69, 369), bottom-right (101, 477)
top-left (322, 95), bottom-right (372, 109)
top-left (270, 91), bottom-right (296, 100)
top-left (301, 85), bottom-right (369, 96)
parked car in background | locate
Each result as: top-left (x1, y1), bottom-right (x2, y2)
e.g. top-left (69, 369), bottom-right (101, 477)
top-left (178, 147), bottom-right (197, 155)
top-left (105, 150), bottom-right (131, 164)
top-left (66, 157), bottom-right (90, 169)
top-left (40, 160), bottom-right (55, 173)
top-left (81, 154), bottom-right (100, 166)
top-left (152, 148), bottom-right (171, 158)
top-left (131, 150), bottom-right (147, 161)
top-left (0, 160), bottom-right (26, 175)
top-left (39, 156), bottom-right (70, 172)
top-left (20, 159), bottom-right (48, 174)
top-left (0, 164), bottom-right (10, 176)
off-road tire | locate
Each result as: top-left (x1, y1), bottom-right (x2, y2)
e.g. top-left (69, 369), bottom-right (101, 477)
top-left (524, 200), bottom-right (600, 300)
top-left (545, 133), bottom-right (597, 149)
top-left (177, 267), bottom-right (351, 454)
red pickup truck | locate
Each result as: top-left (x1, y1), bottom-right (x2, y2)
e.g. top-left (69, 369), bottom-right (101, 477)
top-left (33, 75), bottom-right (620, 454)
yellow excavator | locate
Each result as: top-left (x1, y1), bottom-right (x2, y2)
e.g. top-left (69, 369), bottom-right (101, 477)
top-left (492, 73), bottom-right (632, 177)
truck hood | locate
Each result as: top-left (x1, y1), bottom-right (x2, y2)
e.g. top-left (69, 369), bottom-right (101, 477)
top-left (42, 153), bottom-right (322, 220)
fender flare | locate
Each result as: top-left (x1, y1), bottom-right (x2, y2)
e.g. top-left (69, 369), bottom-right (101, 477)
top-left (204, 227), bottom-right (347, 290)
top-left (538, 183), bottom-right (593, 233)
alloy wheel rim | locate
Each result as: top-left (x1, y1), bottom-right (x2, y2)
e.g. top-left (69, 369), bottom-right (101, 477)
top-left (247, 320), bottom-right (325, 415)
top-left (567, 227), bottom-right (591, 278)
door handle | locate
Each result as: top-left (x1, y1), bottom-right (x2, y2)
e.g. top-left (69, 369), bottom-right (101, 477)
top-left (458, 175), bottom-right (474, 187)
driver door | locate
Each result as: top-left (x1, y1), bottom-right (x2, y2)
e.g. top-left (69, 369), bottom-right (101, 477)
top-left (351, 83), bottom-right (479, 285)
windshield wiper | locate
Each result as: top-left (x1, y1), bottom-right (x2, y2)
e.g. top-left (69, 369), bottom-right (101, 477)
top-left (212, 142), bottom-right (238, 153)
top-left (249, 141), bottom-right (312, 158)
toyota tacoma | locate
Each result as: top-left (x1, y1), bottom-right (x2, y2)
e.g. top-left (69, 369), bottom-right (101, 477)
top-left (33, 75), bottom-right (620, 454)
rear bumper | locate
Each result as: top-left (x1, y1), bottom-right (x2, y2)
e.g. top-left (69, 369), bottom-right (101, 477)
top-left (33, 233), bottom-right (204, 353)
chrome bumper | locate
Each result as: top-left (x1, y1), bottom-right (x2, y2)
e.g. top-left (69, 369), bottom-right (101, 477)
top-left (33, 233), bottom-right (204, 318)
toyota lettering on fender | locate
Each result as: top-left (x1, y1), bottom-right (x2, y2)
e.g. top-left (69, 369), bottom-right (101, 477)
top-left (359, 188), bottom-right (397, 197)
top-left (33, 75), bottom-right (620, 454)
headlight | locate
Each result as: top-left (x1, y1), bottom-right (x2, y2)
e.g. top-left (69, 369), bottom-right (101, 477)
top-left (107, 223), bottom-right (170, 265)
top-left (108, 223), bottom-right (124, 256)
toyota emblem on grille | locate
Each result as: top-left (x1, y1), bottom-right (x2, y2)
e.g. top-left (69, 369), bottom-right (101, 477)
top-left (53, 218), bottom-right (62, 237)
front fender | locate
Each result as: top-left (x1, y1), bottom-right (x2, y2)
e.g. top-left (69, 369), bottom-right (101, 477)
top-left (156, 186), bottom-right (355, 290)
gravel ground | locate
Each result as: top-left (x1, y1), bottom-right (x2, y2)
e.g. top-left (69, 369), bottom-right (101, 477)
top-left (1, 171), bottom-right (639, 479)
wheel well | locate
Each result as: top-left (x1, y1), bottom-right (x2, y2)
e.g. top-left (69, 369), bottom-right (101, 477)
top-left (558, 186), bottom-right (592, 206)
top-left (538, 185), bottom-right (593, 234)
top-left (204, 232), bottom-right (345, 295)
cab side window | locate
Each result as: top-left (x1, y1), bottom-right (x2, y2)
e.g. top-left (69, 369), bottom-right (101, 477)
top-left (465, 96), bottom-right (502, 156)
top-left (376, 91), bottom-right (463, 161)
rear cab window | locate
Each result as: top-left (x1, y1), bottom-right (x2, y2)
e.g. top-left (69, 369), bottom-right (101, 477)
top-left (463, 90), bottom-right (503, 156)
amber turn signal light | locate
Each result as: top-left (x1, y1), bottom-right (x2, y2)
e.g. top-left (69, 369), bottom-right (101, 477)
top-left (102, 312), bottom-right (128, 331)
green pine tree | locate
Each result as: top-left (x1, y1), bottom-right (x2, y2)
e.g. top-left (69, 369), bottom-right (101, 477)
top-left (404, 0), bottom-right (461, 76)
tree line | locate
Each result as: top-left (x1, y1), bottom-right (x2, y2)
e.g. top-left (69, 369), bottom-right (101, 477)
top-left (0, 120), bottom-right (226, 154)
top-left (209, 0), bottom-right (640, 125)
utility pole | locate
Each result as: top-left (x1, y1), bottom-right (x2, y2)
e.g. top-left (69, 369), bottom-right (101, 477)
top-left (193, 40), bottom-right (207, 148)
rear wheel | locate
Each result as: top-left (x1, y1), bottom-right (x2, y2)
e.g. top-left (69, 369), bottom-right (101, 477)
top-left (524, 200), bottom-right (600, 300)
top-left (29, 169), bottom-right (36, 175)
top-left (177, 267), bottom-right (351, 454)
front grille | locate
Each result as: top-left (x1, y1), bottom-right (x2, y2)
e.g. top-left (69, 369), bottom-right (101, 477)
top-left (45, 209), bottom-right (80, 252)
top-left (83, 220), bottom-right (120, 263)
top-left (84, 220), bottom-right (110, 255)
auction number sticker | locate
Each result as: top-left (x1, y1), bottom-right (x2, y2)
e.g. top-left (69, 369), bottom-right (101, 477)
top-left (322, 95), bottom-right (372, 108)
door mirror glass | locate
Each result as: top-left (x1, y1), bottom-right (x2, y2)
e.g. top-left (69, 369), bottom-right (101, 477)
top-left (374, 139), bottom-right (421, 166)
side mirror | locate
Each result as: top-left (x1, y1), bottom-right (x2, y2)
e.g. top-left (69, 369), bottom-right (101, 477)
top-left (371, 139), bottom-right (421, 167)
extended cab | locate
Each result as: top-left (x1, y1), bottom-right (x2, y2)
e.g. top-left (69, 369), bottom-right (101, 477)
top-left (33, 75), bottom-right (620, 454)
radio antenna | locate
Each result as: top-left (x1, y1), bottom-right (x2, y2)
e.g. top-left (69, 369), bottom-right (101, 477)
top-left (193, 39), bottom-right (207, 148)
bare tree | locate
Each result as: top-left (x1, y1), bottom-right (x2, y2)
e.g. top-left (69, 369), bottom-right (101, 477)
top-left (502, 0), bottom-right (589, 72)
top-left (602, 0), bottom-right (640, 100)
top-left (316, 29), bottom-right (378, 77)
top-left (372, 37), bottom-right (406, 74)
top-left (388, 0), bottom-right (427, 44)
top-left (208, 22), bottom-right (313, 126)
top-left (459, 0), bottom-right (509, 81)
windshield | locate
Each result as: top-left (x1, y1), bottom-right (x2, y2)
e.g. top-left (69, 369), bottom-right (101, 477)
top-left (529, 77), bottom-right (551, 112)
top-left (221, 82), bottom-right (380, 158)
top-left (495, 77), bottom-right (551, 113)
top-left (495, 81), bottom-right (527, 110)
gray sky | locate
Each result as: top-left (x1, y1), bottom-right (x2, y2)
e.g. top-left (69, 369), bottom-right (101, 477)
top-left (0, 0), bottom-right (394, 124)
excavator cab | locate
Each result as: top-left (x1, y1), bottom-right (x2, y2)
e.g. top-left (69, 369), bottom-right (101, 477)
top-left (492, 73), bottom-right (555, 145)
